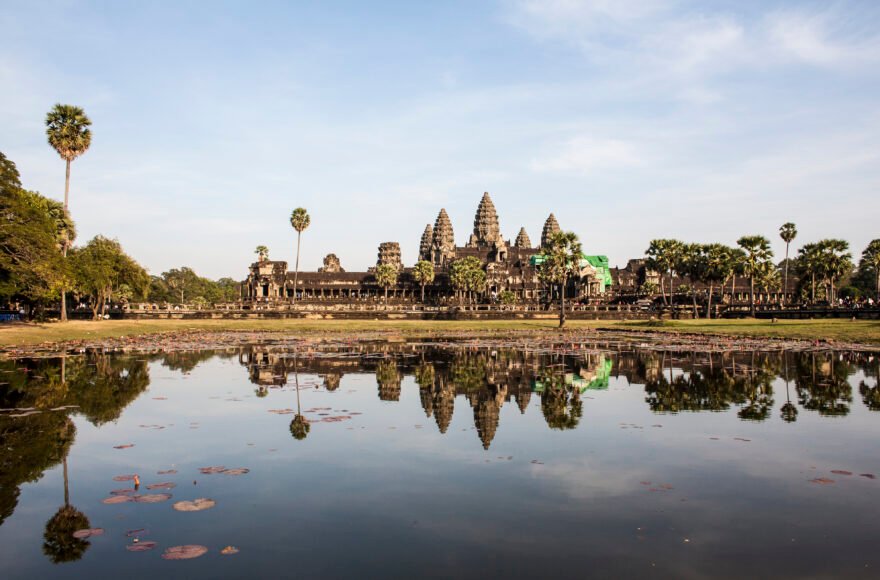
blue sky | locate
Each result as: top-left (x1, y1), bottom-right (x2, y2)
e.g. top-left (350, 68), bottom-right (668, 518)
top-left (2, 0), bottom-right (879, 279)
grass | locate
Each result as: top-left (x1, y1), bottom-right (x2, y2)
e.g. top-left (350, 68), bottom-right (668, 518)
top-left (1, 317), bottom-right (879, 348)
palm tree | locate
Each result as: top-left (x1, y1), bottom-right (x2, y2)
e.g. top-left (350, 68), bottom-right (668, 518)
top-left (645, 239), bottom-right (683, 307)
top-left (860, 239), bottom-right (880, 301)
top-left (678, 243), bottom-right (706, 318)
top-left (779, 223), bottom-right (797, 305)
top-left (737, 235), bottom-right (774, 317)
top-left (702, 244), bottom-right (735, 319)
top-left (412, 260), bottom-right (435, 303)
top-left (797, 243), bottom-right (823, 303)
top-left (374, 264), bottom-right (398, 303)
top-left (819, 239), bottom-right (852, 305)
top-left (46, 104), bottom-right (92, 322)
top-left (289, 208), bottom-right (311, 303)
top-left (254, 245), bottom-right (269, 262)
top-left (537, 231), bottom-right (582, 328)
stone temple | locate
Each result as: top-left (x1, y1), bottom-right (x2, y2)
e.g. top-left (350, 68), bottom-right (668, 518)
top-left (242, 192), bottom-right (611, 305)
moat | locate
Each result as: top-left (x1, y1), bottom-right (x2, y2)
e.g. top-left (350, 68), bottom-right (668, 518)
top-left (1, 342), bottom-right (879, 578)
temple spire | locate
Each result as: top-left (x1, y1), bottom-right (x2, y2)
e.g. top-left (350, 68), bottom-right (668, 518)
top-left (467, 192), bottom-right (504, 248)
top-left (514, 227), bottom-right (532, 249)
top-left (541, 213), bottom-right (560, 248)
top-left (431, 209), bottom-right (455, 267)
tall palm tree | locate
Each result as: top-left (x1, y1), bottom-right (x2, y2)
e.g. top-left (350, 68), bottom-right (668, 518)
top-left (860, 239), bottom-right (880, 301)
top-left (46, 104), bottom-right (92, 322)
top-left (289, 208), bottom-right (310, 304)
top-left (819, 239), bottom-right (852, 304)
top-left (254, 245), bottom-right (269, 262)
top-left (413, 260), bottom-right (435, 303)
top-left (374, 264), bottom-right (399, 303)
top-left (537, 231), bottom-right (582, 328)
top-left (797, 243), bottom-right (823, 304)
top-left (737, 235), bottom-right (774, 317)
top-left (645, 239), bottom-right (683, 307)
top-left (779, 223), bottom-right (797, 305)
top-left (703, 244), bottom-right (735, 319)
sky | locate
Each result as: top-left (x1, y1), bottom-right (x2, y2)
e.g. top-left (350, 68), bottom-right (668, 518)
top-left (2, 0), bottom-right (879, 279)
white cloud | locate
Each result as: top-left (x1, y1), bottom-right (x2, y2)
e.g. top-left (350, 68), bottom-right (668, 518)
top-left (765, 10), bottom-right (880, 67)
top-left (531, 136), bottom-right (643, 174)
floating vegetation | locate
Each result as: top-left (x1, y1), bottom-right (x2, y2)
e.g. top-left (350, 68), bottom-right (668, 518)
top-left (220, 546), bottom-right (240, 555)
top-left (102, 495), bottom-right (134, 504)
top-left (146, 482), bottom-right (176, 490)
top-left (72, 528), bottom-right (104, 539)
top-left (222, 468), bottom-right (250, 476)
top-left (198, 466), bottom-right (226, 474)
top-left (113, 474), bottom-right (138, 482)
top-left (133, 493), bottom-right (172, 503)
top-left (126, 541), bottom-right (158, 552)
top-left (172, 498), bottom-right (216, 512)
top-left (161, 545), bottom-right (208, 560)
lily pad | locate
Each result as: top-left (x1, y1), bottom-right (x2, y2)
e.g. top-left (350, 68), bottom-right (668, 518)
top-left (161, 545), bottom-right (208, 560)
top-left (157, 469), bottom-right (178, 475)
top-left (114, 444), bottom-right (135, 449)
top-left (222, 468), bottom-right (249, 476)
top-left (147, 482), bottom-right (176, 490)
top-left (220, 546), bottom-right (240, 555)
top-left (198, 466), bottom-right (226, 475)
top-left (126, 541), bottom-right (158, 552)
top-left (809, 477), bottom-right (835, 485)
top-left (173, 498), bottom-right (216, 512)
top-left (102, 495), bottom-right (134, 504)
top-left (134, 493), bottom-right (172, 503)
top-left (72, 528), bottom-right (104, 539)
top-left (113, 474), bottom-right (138, 482)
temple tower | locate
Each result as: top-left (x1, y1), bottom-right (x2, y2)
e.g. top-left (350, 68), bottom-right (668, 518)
top-left (514, 227), bottom-right (532, 249)
top-left (418, 224), bottom-right (433, 262)
top-left (467, 192), bottom-right (505, 248)
top-left (541, 213), bottom-right (560, 248)
top-left (319, 253), bottom-right (343, 273)
top-left (376, 242), bottom-right (402, 271)
top-left (430, 209), bottom-right (455, 267)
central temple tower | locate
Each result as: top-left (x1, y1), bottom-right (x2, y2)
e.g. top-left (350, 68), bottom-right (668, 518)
top-left (466, 192), bottom-right (505, 249)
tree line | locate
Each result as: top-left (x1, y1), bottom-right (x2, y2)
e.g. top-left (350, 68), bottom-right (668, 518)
top-left (0, 105), bottom-right (240, 319)
top-left (644, 225), bottom-right (880, 318)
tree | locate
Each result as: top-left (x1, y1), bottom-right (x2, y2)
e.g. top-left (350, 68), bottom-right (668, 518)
top-left (255, 245), bottom-right (269, 262)
top-left (858, 239), bottom-right (880, 301)
top-left (702, 244), bottom-right (735, 319)
top-left (796, 242), bottom-right (823, 303)
top-left (412, 260), bottom-right (435, 303)
top-left (737, 235), bottom-right (774, 317)
top-left (289, 208), bottom-right (310, 303)
top-left (46, 104), bottom-right (92, 322)
top-left (779, 223), bottom-right (797, 305)
top-left (537, 230), bottom-right (582, 328)
top-left (449, 256), bottom-right (485, 305)
top-left (162, 267), bottom-right (199, 304)
top-left (677, 243), bottom-right (707, 318)
top-left (374, 264), bottom-right (398, 302)
top-left (818, 239), bottom-right (852, 304)
top-left (645, 239), bottom-right (683, 306)
top-left (0, 155), bottom-right (69, 315)
top-left (69, 236), bottom-right (148, 319)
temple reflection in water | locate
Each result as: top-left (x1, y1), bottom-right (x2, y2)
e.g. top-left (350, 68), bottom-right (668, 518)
top-left (0, 346), bottom-right (878, 564)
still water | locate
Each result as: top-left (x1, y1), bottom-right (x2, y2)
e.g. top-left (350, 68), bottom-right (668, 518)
top-left (1, 342), bottom-right (879, 578)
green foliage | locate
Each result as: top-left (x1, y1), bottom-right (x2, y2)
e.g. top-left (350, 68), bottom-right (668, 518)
top-left (499, 290), bottom-right (516, 305)
top-left (0, 154), bottom-right (69, 310)
top-left (289, 207), bottom-right (310, 233)
top-left (255, 245), bottom-right (269, 261)
top-left (645, 238), bottom-right (684, 304)
top-left (538, 231), bottom-right (582, 285)
top-left (374, 264), bottom-right (399, 294)
top-left (737, 235), bottom-right (774, 314)
top-left (69, 236), bottom-right (149, 318)
top-left (449, 256), bottom-right (486, 300)
top-left (149, 269), bottom-right (238, 305)
top-left (45, 104), bottom-right (92, 162)
top-left (856, 239), bottom-right (880, 299)
top-left (779, 222), bottom-right (798, 244)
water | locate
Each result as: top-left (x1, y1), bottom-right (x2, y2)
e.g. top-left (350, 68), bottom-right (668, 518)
top-left (1, 343), bottom-right (879, 578)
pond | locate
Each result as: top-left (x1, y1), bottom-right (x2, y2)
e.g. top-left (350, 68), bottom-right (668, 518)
top-left (1, 341), bottom-right (879, 578)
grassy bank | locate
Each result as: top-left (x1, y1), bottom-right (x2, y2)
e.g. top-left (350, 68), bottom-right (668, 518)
top-left (1, 318), bottom-right (879, 348)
